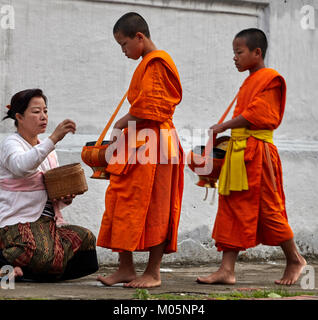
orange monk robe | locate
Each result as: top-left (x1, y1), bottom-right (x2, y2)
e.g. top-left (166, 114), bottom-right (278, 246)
top-left (97, 50), bottom-right (184, 254)
top-left (212, 68), bottom-right (294, 251)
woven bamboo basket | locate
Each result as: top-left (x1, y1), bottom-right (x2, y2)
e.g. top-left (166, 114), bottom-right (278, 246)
top-left (44, 163), bottom-right (88, 200)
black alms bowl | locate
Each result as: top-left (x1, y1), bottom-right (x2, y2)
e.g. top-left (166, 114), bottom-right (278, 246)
top-left (193, 145), bottom-right (226, 159)
top-left (85, 140), bottom-right (112, 146)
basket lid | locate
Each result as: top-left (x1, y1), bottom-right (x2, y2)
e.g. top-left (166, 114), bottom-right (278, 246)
top-left (44, 163), bottom-right (82, 178)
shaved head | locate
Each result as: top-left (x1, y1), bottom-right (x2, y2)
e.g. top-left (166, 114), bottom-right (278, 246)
top-left (113, 12), bottom-right (150, 39)
top-left (235, 28), bottom-right (268, 59)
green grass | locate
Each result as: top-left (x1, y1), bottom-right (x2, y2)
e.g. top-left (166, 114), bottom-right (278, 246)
top-left (150, 293), bottom-right (208, 300)
top-left (207, 289), bottom-right (312, 300)
top-left (133, 288), bottom-right (317, 300)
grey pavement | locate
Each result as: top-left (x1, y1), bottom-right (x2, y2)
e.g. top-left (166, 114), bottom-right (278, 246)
top-left (1, 260), bottom-right (318, 300)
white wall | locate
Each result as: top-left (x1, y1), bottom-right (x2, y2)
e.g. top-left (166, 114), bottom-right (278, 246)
top-left (1, 0), bottom-right (318, 264)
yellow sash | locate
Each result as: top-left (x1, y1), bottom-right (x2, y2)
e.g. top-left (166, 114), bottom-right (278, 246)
top-left (218, 128), bottom-right (274, 195)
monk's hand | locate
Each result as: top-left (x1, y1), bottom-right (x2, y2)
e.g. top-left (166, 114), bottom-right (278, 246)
top-left (110, 131), bottom-right (118, 144)
top-left (109, 127), bottom-right (122, 144)
top-left (209, 123), bottom-right (227, 136)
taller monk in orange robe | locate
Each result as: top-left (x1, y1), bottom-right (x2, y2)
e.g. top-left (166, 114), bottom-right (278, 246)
top-left (96, 12), bottom-right (184, 288)
top-left (197, 28), bottom-right (306, 286)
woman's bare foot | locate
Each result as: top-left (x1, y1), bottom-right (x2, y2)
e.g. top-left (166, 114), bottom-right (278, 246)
top-left (275, 256), bottom-right (307, 286)
top-left (13, 266), bottom-right (23, 278)
top-left (124, 272), bottom-right (161, 288)
top-left (0, 266), bottom-right (23, 280)
top-left (197, 268), bottom-right (236, 285)
top-left (97, 269), bottom-right (136, 286)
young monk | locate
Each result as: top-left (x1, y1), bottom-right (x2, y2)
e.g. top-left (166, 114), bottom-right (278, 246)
top-left (197, 28), bottom-right (306, 286)
top-left (96, 12), bottom-right (184, 288)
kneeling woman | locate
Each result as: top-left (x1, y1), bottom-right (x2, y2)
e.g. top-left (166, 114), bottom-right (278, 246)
top-left (0, 89), bottom-right (98, 281)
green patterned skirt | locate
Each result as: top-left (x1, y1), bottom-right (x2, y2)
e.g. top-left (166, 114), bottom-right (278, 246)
top-left (0, 215), bottom-right (96, 278)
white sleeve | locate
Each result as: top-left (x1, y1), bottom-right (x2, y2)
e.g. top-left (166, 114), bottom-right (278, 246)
top-left (1, 137), bottom-right (56, 177)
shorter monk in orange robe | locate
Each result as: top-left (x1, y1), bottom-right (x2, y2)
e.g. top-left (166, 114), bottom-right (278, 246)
top-left (96, 12), bottom-right (184, 288)
top-left (197, 29), bottom-right (306, 286)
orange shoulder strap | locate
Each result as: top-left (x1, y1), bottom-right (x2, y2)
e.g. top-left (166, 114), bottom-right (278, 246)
top-left (204, 93), bottom-right (238, 157)
top-left (95, 91), bottom-right (128, 146)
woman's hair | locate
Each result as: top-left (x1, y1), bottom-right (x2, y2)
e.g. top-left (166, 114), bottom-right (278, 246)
top-left (3, 88), bottom-right (47, 127)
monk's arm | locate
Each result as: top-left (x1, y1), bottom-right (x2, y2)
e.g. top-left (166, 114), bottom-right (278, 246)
top-left (210, 115), bottom-right (252, 134)
top-left (110, 112), bottom-right (144, 142)
top-left (113, 112), bottom-right (144, 130)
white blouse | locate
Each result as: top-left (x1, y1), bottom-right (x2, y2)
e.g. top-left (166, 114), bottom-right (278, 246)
top-left (0, 133), bottom-right (57, 227)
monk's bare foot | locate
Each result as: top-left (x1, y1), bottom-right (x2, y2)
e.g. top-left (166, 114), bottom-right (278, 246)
top-left (124, 273), bottom-right (161, 288)
top-left (275, 256), bottom-right (307, 286)
top-left (97, 269), bottom-right (136, 286)
top-left (197, 269), bottom-right (236, 285)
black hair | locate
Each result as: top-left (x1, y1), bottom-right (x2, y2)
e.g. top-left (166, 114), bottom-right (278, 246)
top-left (235, 28), bottom-right (268, 59)
top-left (3, 88), bottom-right (47, 127)
top-left (113, 12), bottom-right (150, 39)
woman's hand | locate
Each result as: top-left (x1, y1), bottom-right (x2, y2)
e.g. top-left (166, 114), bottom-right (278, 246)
top-left (53, 194), bottom-right (76, 205)
top-left (49, 119), bottom-right (76, 145)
